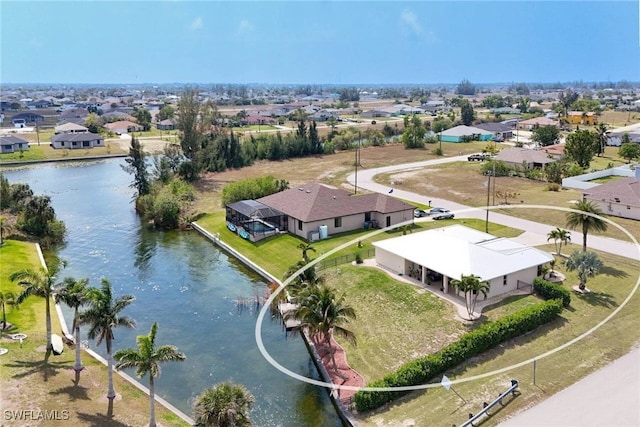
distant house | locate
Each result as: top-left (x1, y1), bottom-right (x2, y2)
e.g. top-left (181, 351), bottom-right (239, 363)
top-left (12, 112), bottom-right (44, 126)
top-left (226, 183), bottom-right (415, 242)
top-left (582, 168), bottom-right (640, 221)
top-left (421, 100), bottom-right (448, 114)
top-left (494, 147), bottom-right (556, 170)
top-left (59, 108), bottom-right (89, 124)
top-left (475, 122), bottom-right (514, 141)
top-left (27, 99), bottom-right (53, 109)
top-left (564, 111), bottom-right (597, 125)
top-left (104, 120), bottom-right (143, 134)
top-left (517, 117), bottom-right (559, 130)
top-left (156, 119), bottom-right (175, 130)
top-left (0, 135), bottom-right (30, 153)
top-left (51, 132), bottom-right (105, 149)
top-left (440, 125), bottom-right (493, 143)
top-left (309, 110), bottom-right (339, 122)
top-left (360, 109), bottom-right (392, 118)
top-left (373, 224), bottom-right (553, 300)
top-left (606, 123), bottom-right (640, 146)
top-left (55, 122), bottom-right (89, 134)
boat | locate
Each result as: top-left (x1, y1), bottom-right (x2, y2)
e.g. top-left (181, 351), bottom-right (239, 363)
top-left (51, 334), bottom-right (64, 355)
top-left (239, 229), bottom-right (251, 240)
top-left (227, 222), bottom-right (237, 233)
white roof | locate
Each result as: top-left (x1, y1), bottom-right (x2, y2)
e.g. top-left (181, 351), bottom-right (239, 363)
top-left (373, 225), bottom-right (553, 281)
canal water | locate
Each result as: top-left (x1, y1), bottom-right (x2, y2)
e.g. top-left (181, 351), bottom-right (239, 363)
top-left (2, 159), bottom-right (342, 426)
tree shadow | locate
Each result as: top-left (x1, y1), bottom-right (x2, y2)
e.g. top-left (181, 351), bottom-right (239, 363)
top-left (6, 359), bottom-right (67, 382)
top-left (50, 383), bottom-right (90, 401)
top-left (600, 265), bottom-right (629, 279)
top-left (76, 400), bottom-right (127, 427)
top-left (580, 291), bottom-right (618, 308)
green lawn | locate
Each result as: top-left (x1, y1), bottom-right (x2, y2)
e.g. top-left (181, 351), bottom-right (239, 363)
top-left (0, 143), bottom-right (126, 162)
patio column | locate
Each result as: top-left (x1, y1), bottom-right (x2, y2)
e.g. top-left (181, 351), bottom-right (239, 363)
top-left (421, 267), bottom-right (426, 284)
top-left (443, 276), bottom-right (449, 293)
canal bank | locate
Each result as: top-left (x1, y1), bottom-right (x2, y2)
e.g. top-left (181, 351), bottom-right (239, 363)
top-left (191, 222), bottom-right (359, 427)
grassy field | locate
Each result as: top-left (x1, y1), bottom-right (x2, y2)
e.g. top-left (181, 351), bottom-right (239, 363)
top-left (337, 242), bottom-right (639, 426)
top-left (0, 143), bottom-right (127, 162)
top-left (0, 240), bottom-right (190, 427)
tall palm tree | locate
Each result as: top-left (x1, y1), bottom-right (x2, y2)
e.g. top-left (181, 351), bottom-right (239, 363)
top-left (114, 322), bottom-right (186, 427)
top-left (285, 285), bottom-right (356, 378)
top-left (0, 291), bottom-right (16, 336)
top-left (595, 122), bottom-right (608, 156)
top-left (9, 258), bottom-right (65, 360)
top-left (565, 251), bottom-right (604, 291)
top-left (54, 277), bottom-right (90, 372)
top-left (193, 382), bottom-right (254, 427)
top-left (566, 199), bottom-right (608, 252)
top-left (450, 274), bottom-right (490, 320)
top-left (547, 227), bottom-right (571, 257)
top-left (79, 278), bottom-right (135, 400)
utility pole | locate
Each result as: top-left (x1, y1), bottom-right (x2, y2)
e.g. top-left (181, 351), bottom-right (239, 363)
top-left (485, 171), bottom-right (491, 233)
top-left (354, 131), bottom-right (361, 194)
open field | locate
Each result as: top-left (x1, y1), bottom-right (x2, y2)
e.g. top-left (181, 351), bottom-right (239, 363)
top-left (0, 240), bottom-right (189, 427)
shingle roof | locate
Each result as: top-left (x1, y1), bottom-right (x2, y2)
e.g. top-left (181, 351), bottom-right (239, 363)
top-left (441, 125), bottom-right (492, 137)
top-left (257, 183), bottom-right (414, 222)
top-left (51, 132), bottom-right (104, 142)
top-left (495, 147), bottom-right (556, 164)
top-left (583, 178), bottom-right (640, 207)
top-left (55, 122), bottom-right (88, 133)
top-left (475, 122), bottom-right (512, 132)
top-left (0, 135), bottom-right (29, 145)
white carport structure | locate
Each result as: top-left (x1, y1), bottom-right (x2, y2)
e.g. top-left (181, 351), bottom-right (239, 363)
top-left (372, 225), bottom-right (553, 299)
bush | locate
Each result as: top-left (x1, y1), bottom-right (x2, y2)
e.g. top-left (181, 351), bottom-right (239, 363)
top-left (533, 277), bottom-right (571, 307)
top-left (355, 252), bottom-right (363, 264)
top-left (353, 299), bottom-right (563, 412)
top-left (545, 183), bottom-right (561, 192)
top-left (480, 160), bottom-right (511, 177)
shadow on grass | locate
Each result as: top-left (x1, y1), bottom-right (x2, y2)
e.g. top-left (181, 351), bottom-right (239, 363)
top-left (6, 359), bottom-right (67, 382)
top-left (76, 400), bottom-right (128, 427)
top-left (579, 291), bottom-right (618, 308)
top-left (50, 383), bottom-right (90, 401)
top-left (601, 265), bottom-right (629, 279)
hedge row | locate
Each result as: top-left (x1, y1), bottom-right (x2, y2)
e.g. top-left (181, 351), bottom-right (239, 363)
top-left (533, 277), bottom-right (571, 307)
top-left (353, 298), bottom-right (564, 412)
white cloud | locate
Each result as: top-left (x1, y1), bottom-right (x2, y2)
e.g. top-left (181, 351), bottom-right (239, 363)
top-left (400, 9), bottom-right (439, 44)
top-left (237, 19), bottom-right (254, 34)
top-left (189, 17), bottom-right (203, 31)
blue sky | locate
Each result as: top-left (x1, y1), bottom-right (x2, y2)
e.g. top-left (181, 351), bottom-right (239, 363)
top-left (1, 1), bottom-right (639, 84)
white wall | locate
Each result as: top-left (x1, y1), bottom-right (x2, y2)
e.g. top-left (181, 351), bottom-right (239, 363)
top-left (374, 248), bottom-right (405, 275)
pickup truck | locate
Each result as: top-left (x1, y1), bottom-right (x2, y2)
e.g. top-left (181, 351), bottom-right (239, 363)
top-left (467, 153), bottom-right (493, 161)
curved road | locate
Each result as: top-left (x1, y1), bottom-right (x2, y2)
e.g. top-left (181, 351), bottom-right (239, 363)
top-left (346, 157), bottom-right (640, 425)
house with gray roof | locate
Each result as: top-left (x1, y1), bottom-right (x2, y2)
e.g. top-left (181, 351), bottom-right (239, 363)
top-left (582, 168), bottom-right (640, 220)
top-left (227, 183), bottom-right (415, 242)
top-left (494, 147), bottom-right (556, 170)
top-left (50, 132), bottom-right (104, 149)
top-left (440, 125), bottom-right (493, 142)
top-left (474, 122), bottom-right (514, 141)
top-left (55, 122), bottom-right (88, 134)
top-left (0, 135), bottom-right (30, 153)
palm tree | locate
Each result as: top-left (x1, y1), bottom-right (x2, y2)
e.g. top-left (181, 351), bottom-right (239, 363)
top-left (0, 215), bottom-right (6, 246)
top-left (54, 277), bottom-right (90, 372)
top-left (285, 285), bottom-right (356, 378)
top-left (547, 227), bottom-right (571, 257)
top-left (595, 122), bottom-right (608, 156)
top-left (0, 291), bottom-right (16, 336)
top-left (114, 322), bottom-right (186, 427)
top-left (9, 258), bottom-right (65, 360)
top-left (566, 199), bottom-right (608, 252)
top-left (565, 251), bottom-right (604, 291)
top-left (79, 278), bottom-right (135, 400)
top-left (193, 382), bottom-right (254, 427)
top-left (450, 274), bottom-right (490, 319)
top-left (296, 242), bottom-right (316, 262)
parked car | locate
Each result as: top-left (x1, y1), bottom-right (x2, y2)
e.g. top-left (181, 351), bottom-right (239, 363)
top-left (428, 207), bottom-right (448, 215)
top-left (467, 153), bottom-right (493, 161)
top-left (432, 210), bottom-right (455, 220)
top-left (414, 209), bottom-right (428, 218)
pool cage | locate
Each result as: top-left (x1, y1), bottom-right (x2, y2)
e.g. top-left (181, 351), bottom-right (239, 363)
top-left (225, 200), bottom-right (287, 241)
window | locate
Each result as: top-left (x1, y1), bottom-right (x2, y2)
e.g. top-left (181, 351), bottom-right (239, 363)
top-left (297, 220), bottom-right (302, 231)
top-left (334, 217), bottom-right (342, 228)
top-left (503, 275), bottom-right (508, 286)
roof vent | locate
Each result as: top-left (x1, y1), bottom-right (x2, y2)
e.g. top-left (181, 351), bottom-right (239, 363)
top-left (614, 198), bottom-right (620, 202)
top-left (298, 187), bottom-right (304, 191)
top-left (306, 190), bottom-right (311, 193)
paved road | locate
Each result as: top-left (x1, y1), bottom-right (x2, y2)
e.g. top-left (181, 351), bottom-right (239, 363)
top-left (347, 155), bottom-right (640, 260)
top-left (346, 157), bottom-right (640, 425)
top-left (500, 348), bottom-right (640, 426)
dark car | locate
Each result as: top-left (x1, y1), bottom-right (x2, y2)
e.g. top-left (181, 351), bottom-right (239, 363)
top-left (432, 210), bottom-right (455, 220)
top-left (414, 209), bottom-right (428, 218)
top-left (467, 153), bottom-right (492, 161)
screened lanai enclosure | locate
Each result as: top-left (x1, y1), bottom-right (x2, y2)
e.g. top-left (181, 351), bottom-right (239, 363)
top-left (225, 200), bottom-right (287, 242)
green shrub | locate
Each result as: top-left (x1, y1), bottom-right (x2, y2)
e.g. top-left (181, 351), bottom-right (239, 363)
top-left (533, 277), bottom-right (571, 307)
top-left (353, 299), bottom-right (563, 412)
